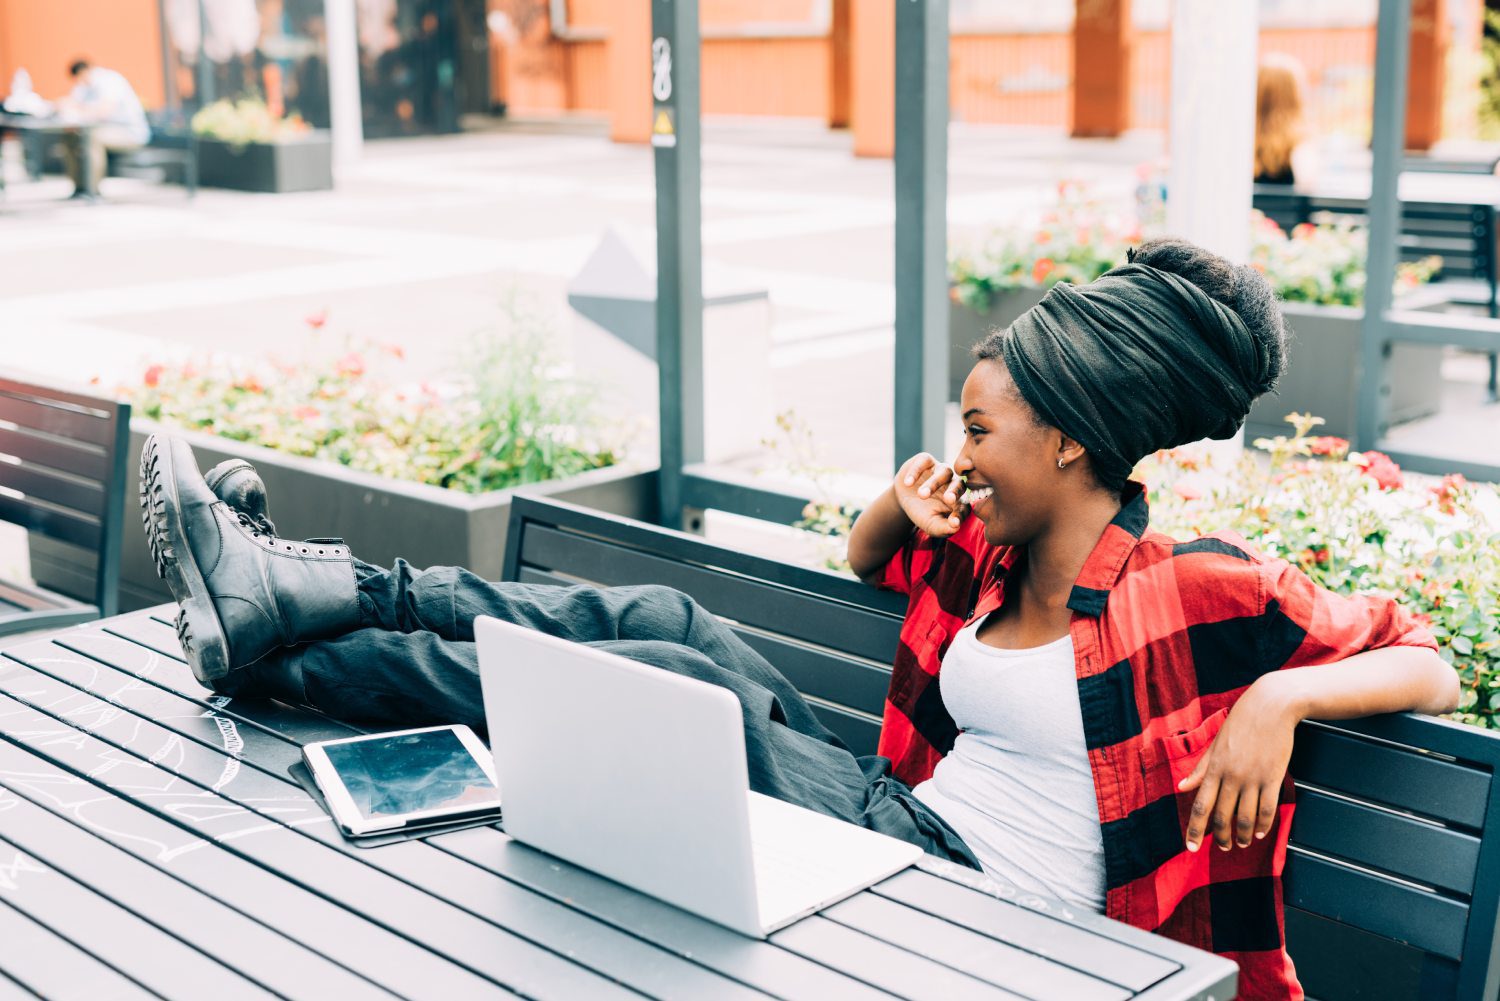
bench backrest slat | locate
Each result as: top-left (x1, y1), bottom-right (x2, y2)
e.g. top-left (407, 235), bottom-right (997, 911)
top-left (1291, 788), bottom-right (1480, 896)
top-left (1284, 851), bottom-right (1470, 959)
top-left (503, 495), bottom-right (1500, 1000)
top-left (1251, 186), bottom-right (1497, 285)
top-left (1291, 723), bottom-right (1489, 829)
top-left (0, 376), bottom-right (130, 615)
top-left (517, 522), bottom-right (906, 663)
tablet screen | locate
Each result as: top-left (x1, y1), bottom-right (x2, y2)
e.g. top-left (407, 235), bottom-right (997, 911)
top-left (321, 727), bottom-right (499, 821)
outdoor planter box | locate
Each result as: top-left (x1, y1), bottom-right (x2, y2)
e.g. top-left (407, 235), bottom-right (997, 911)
top-left (948, 287), bottom-right (1048, 400)
top-left (1245, 296), bottom-right (1447, 442)
top-left (30, 422), bottom-right (657, 613)
top-left (196, 132), bottom-right (334, 193)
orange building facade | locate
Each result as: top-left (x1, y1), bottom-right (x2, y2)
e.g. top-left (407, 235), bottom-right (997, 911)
top-left (0, 0), bottom-right (165, 108)
top-left (489, 0), bottom-right (1483, 153)
top-left (1, 1), bottom-right (1484, 154)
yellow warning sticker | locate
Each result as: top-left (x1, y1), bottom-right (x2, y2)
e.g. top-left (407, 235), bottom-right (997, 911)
top-left (651, 106), bottom-right (677, 148)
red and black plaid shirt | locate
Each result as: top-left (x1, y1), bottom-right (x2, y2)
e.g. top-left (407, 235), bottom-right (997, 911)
top-left (877, 482), bottom-right (1436, 1001)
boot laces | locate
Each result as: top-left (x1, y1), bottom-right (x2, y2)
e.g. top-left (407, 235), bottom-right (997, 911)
top-left (234, 511), bottom-right (278, 538)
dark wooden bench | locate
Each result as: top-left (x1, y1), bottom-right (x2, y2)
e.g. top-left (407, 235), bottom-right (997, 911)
top-left (1253, 183), bottom-right (1497, 308)
top-left (1253, 182), bottom-right (1499, 399)
top-left (0, 375), bottom-right (130, 636)
top-left (504, 494), bottom-right (1500, 1001)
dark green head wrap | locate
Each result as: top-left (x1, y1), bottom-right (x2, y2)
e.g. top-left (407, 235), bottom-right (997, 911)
top-left (995, 260), bottom-right (1283, 489)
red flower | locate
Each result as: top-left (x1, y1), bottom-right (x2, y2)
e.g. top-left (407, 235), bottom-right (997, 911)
top-left (1354, 451), bottom-right (1404, 490)
top-left (1431, 473), bottom-right (1468, 514)
top-left (1173, 481), bottom-right (1203, 501)
top-left (293, 405), bottom-right (321, 420)
top-left (1292, 222), bottom-right (1317, 239)
top-left (1307, 436), bottom-right (1349, 457)
top-left (143, 364), bottom-right (164, 388)
top-left (335, 352), bottom-right (366, 378)
top-left (1032, 258), bottom-right (1056, 284)
top-left (305, 309), bottom-right (328, 330)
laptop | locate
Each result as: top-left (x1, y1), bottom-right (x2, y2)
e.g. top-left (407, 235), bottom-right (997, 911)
top-left (474, 615), bottom-right (923, 938)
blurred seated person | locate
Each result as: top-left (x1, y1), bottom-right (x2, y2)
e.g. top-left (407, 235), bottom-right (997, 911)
top-left (1255, 53), bottom-right (1319, 187)
top-left (55, 58), bottom-right (151, 198)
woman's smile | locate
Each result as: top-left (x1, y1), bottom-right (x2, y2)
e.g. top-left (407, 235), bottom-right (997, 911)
top-left (962, 483), bottom-right (995, 516)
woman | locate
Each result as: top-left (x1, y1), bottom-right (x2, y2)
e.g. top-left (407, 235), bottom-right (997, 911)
top-left (1255, 53), bottom-right (1319, 186)
top-left (846, 237), bottom-right (1454, 998)
top-left (143, 238), bottom-right (1455, 1001)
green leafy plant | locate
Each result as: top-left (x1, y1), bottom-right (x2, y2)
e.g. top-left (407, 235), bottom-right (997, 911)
top-left (948, 181), bottom-right (1141, 313)
top-left (760, 411), bottom-right (862, 574)
top-left (191, 98), bottom-right (311, 146)
top-left (1249, 211), bottom-right (1442, 306)
top-left (129, 312), bottom-right (621, 494)
top-left (1140, 414), bottom-right (1500, 728)
top-left (1480, 9), bottom-right (1500, 140)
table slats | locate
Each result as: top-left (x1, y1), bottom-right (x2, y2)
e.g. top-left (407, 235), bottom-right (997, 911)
top-left (0, 609), bottom-right (1240, 1001)
top-left (0, 898), bottom-right (156, 1001)
top-left (0, 639), bottom-right (779, 1001)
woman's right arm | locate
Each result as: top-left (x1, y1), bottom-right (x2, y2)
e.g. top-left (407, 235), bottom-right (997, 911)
top-left (848, 453), bottom-right (963, 583)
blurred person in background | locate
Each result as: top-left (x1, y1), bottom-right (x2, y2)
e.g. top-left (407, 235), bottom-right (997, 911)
top-left (56, 58), bottom-right (150, 199)
top-left (1254, 53), bottom-right (1320, 187)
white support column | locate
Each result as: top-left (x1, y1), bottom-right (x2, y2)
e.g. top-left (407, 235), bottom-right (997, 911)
top-left (1165, 0), bottom-right (1258, 461)
top-left (324, 0), bottom-right (364, 172)
top-left (1164, 1), bottom-right (1258, 263)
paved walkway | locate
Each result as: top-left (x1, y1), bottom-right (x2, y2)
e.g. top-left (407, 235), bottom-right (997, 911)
top-left (0, 118), bottom-right (1158, 483)
top-left (0, 115), bottom-right (1493, 526)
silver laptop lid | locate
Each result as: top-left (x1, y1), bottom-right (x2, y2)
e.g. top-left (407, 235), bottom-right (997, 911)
top-left (475, 616), bottom-right (764, 934)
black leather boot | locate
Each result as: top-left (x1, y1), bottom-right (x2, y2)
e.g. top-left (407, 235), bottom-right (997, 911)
top-left (203, 459), bottom-right (275, 535)
top-left (139, 434), bottom-right (362, 685)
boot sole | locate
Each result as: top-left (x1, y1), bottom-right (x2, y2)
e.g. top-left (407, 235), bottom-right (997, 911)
top-left (140, 436), bottom-right (231, 683)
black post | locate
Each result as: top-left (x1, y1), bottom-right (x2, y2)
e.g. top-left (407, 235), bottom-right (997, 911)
top-left (893, 0), bottom-right (949, 466)
top-left (651, 0), bottom-right (704, 527)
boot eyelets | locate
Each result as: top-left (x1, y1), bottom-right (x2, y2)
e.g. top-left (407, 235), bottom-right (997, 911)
top-left (300, 547), bottom-right (308, 554)
top-left (317, 549), bottom-right (325, 555)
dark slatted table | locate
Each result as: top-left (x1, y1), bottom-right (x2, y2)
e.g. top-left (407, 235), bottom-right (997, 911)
top-left (0, 608), bottom-right (1238, 1000)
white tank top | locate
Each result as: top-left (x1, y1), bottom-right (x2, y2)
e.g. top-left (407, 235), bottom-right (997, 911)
top-left (912, 617), bottom-right (1107, 911)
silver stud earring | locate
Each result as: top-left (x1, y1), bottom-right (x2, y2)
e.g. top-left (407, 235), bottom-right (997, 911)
top-left (1057, 459), bottom-right (1067, 470)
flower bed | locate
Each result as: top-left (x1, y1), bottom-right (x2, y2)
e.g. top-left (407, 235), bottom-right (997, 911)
top-left (1143, 414), bottom-right (1500, 729)
top-left (1248, 210), bottom-right (1441, 305)
top-left (32, 322), bottom-right (651, 611)
top-left (131, 325), bottom-right (623, 495)
top-left (948, 181), bottom-right (1140, 314)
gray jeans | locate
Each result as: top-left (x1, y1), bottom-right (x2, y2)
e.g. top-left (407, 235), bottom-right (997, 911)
top-left (246, 560), bottom-right (979, 868)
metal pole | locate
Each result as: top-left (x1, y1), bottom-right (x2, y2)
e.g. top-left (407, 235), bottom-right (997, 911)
top-left (196, 0), bottom-right (213, 110)
top-left (1358, 0), bottom-right (1411, 450)
top-left (893, 0), bottom-right (949, 466)
top-left (156, 0), bottom-right (178, 113)
top-left (651, 0), bottom-right (704, 526)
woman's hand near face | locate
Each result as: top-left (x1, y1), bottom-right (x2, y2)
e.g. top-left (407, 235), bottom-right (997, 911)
top-left (893, 452), bottom-right (965, 538)
top-left (1176, 679), bottom-right (1300, 852)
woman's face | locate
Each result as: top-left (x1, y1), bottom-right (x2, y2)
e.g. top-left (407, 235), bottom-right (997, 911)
top-left (953, 359), bottom-right (1069, 547)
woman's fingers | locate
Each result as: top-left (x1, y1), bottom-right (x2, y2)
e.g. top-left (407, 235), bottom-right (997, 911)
top-left (1234, 786), bottom-right (1259, 848)
top-left (1184, 771), bottom-right (1219, 852)
top-left (1209, 781), bottom-right (1239, 851)
top-left (1177, 752), bottom-right (1210, 794)
top-left (918, 463), bottom-right (956, 501)
top-left (900, 452), bottom-right (936, 488)
top-left (1254, 784), bottom-right (1280, 841)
